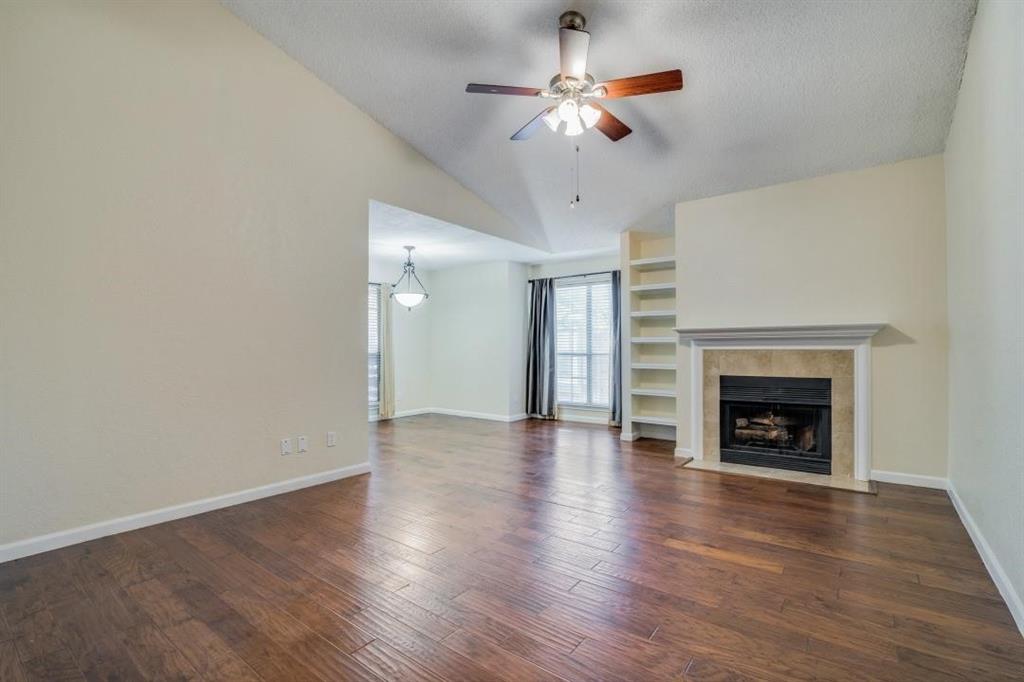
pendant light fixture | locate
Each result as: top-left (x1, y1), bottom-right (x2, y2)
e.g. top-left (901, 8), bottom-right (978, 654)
top-left (390, 246), bottom-right (429, 310)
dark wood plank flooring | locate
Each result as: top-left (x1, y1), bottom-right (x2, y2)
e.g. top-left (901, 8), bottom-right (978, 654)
top-left (1, 415), bottom-right (1021, 680)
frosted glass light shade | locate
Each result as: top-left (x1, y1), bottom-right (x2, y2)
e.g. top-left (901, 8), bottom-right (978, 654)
top-left (393, 292), bottom-right (425, 308)
top-left (564, 115), bottom-right (584, 136)
top-left (579, 103), bottom-right (602, 128)
top-left (557, 98), bottom-right (579, 122)
top-left (542, 108), bottom-right (561, 132)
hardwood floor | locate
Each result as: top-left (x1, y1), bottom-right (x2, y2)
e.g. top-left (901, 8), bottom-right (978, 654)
top-left (1, 415), bottom-right (1021, 680)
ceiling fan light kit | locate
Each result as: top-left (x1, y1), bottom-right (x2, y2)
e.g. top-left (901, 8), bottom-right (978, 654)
top-left (465, 10), bottom-right (684, 143)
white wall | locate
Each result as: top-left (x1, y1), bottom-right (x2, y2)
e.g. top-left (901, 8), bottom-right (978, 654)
top-left (944, 0), bottom-right (1024, 632)
top-left (506, 263), bottom-right (529, 416)
top-left (528, 254), bottom-right (620, 280)
top-left (370, 257), bottom-right (433, 414)
top-left (427, 262), bottom-right (527, 420)
top-left (371, 256), bottom-right (531, 420)
top-left (374, 254), bottom-right (616, 423)
top-left (675, 155), bottom-right (949, 477)
top-left (0, 0), bottom-right (521, 551)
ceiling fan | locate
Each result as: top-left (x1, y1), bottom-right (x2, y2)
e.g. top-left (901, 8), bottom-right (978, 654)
top-left (465, 11), bottom-right (683, 142)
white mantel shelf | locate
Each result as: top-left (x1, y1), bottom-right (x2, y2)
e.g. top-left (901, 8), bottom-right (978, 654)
top-left (675, 322), bottom-right (887, 482)
top-left (675, 323), bottom-right (886, 344)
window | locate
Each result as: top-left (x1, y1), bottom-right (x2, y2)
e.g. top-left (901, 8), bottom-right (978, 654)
top-left (368, 283), bottom-right (380, 413)
top-left (555, 276), bottom-right (612, 407)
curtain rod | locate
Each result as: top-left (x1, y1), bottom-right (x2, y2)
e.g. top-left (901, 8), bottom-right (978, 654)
top-left (376, 269), bottom-right (617, 285)
top-left (528, 269), bottom-right (617, 283)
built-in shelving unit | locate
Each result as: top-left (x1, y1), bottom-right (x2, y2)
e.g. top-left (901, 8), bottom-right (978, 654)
top-left (630, 415), bottom-right (677, 427)
top-left (629, 256), bottom-right (676, 271)
top-left (620, 231), bottom-right (678, 443)
top-left (630, 310), bottom-right (675, 319)
top-left (630, 283), bottom-right (676, 294)
top-left (631, 362), bottom-right (675, 370)
top-left (631, 388), bottom-right (677, 398)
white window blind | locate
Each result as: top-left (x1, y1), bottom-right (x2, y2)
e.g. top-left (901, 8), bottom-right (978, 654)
top-left (555, 276), bottom-right (612, 407)
top-left (368, 284), bottom-right (381, 412)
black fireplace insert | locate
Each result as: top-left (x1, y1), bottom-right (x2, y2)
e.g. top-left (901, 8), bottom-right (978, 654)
top-left (719, 375), bottom-right (831, 474)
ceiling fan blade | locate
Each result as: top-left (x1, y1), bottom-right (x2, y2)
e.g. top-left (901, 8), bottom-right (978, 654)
top-left (597, 69), bottom-right (683, 99)
top-left (466, 84), bottom-right (544, 96)
top-left (511, 107), bottom-right (556, 141)
top-left (589, 103), bottom-right (632, 141)
top-left (559, 27), bottom-right (590, 82)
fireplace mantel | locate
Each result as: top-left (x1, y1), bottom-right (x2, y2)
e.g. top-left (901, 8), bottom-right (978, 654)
top-left (675, 323), bottom-right (886, 344)
top-left (675, 323), bottom-right (887, 482)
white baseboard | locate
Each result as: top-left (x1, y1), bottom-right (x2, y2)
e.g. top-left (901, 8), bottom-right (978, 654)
top-left (947, 481), bottom-right (1024, 636)
top-left (393, 408), bottom-right (434, 418)
top-left (390, 408), bottom-right (526, 423)
top-left (620, 431), bottom-right (639, 441)
top-left (558, 412), bottom-right (610, 425)
top-left (432, 408), bottom-right (527, 423)
top-left (870, 469), bottom-right (949, 490)
top-left (674, 447), bottom-right (695, 460)
top-left (0, 462), bottom-right (371, 565)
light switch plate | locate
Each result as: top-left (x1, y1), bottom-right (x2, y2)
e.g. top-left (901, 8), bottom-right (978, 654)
top-left (297, 435), bottom-right (308, 453)
top-left (280, 438), bottom-right (292, 456)
top-left (326, 431), bottom-right (337, 447)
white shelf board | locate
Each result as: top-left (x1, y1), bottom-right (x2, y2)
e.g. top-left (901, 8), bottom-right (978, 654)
top-left (630, 283), bottom-right (676, 294)
top-left (630, 310), bottom-right (675, 319)
top-left (630, 336), bottom-right (676, 344)
top-left (631, 415), bottom-right (677, 427)
top-left (631, 388), bottom-right (677, 398)
top-left (631, 363), bottom-right (676, 371)
top-left (629, 256), bottom-right (676, 271)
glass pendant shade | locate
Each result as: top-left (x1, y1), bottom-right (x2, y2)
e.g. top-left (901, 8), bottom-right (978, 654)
top-left (393, 292), bottom-right (425, 308)
top-left (390, 246), bottom-right (429, 310)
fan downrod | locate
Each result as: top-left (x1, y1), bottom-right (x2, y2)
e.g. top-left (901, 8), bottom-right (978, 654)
top-left (558, 11), bottom-right (586, 31)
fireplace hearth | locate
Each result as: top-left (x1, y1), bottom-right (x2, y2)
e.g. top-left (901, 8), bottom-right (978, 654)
top-left (719, 375), bottom-right (831, 474)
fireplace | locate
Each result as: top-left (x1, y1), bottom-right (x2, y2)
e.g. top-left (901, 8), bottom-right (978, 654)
top-left (719, 375), bottom-right (832, 474)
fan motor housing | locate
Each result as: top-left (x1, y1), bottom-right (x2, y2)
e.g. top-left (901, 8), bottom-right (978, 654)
top-left (549, 73), bottom-right (596, 95)
top-left (558, 11), bottom-right (586, 31)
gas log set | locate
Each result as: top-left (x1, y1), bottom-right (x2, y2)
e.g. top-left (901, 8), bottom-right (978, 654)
top-left (733, 412), bottom-right (816, 452)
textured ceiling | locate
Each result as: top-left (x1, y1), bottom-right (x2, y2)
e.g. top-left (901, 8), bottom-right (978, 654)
top-left (224, 0), bottom-right (976, 253)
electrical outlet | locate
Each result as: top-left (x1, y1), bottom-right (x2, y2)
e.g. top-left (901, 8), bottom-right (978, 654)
top-left (280, 438), bottom-right (292, 456)
top-left (297, 435), bottom-right (308, 453)
top-left (326, 431), bottom-right (337, 447)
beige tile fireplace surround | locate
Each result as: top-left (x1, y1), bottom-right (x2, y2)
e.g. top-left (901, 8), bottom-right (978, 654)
top-left (676, 324), bottom-right (885, 493)
top-left (703, 349), bottom-right (855, 476)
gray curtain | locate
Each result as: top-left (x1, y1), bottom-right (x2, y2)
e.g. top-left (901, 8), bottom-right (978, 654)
top-left (525, 278), bottom-right (557, 419)
top-left (609, 270), bottom-right (622, 426)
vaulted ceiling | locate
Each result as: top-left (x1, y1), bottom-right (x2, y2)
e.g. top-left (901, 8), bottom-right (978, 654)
top-left (224, 0), bottom-right (976, 253)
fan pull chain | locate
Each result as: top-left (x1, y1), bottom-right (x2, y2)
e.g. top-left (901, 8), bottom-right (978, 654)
top-left (569, 163), bottom-right (574, 209)
top-left (576, 144), bottom-right (581, 205)
top-left (569, 144), bottom-right (581, 208)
